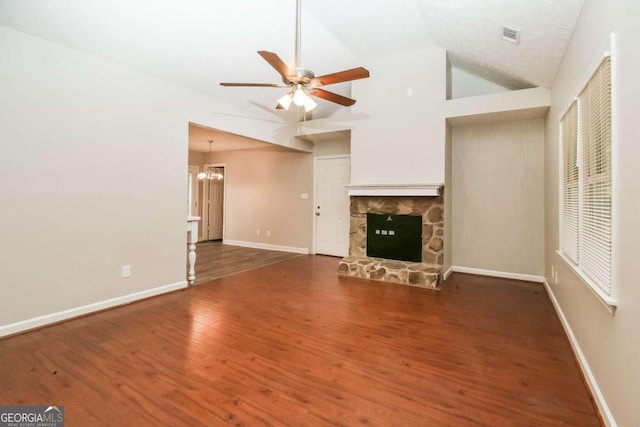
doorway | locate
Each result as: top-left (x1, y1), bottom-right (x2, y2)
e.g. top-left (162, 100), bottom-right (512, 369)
top-left (314, 155), bottom-right (350, 256)
top-left (201, 164), bottom-right (225, 241)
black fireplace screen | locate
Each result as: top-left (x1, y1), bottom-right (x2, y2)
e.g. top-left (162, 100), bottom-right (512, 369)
top-left (366, 213), bottom-right (422, 262)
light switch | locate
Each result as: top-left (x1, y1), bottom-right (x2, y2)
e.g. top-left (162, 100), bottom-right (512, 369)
top-left (301, 193), bottom-right (309, 200)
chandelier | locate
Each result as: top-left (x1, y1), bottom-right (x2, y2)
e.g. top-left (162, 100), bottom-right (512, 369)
top-left (196, 140), bottom-right (224, 180)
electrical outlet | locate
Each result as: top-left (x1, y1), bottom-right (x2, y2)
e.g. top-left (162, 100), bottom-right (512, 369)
top-left (256, 229), bottom-right (260, 236)
top-left (266, 230), bottom-right (271, 237)
top-left (121, 265), bottom-right (131, 278)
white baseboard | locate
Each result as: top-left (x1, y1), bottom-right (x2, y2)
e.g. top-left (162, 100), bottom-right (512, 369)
top-left (542, 279), bottom-right (616, 427)
top-left (451, 266), bottom-right (544, 283)
top-left (0, 280), bottom-right (187, 338)
top-left (224, 239), bottom-right (309, 255)
top-left (443, 266), bottom-right (454, 280)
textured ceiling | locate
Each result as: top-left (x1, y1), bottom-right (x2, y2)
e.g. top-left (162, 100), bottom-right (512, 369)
top-left (416, 0), bottom-right (586, 89)
top-left (0, 0), bottom-right (584, 145)
top-left (303, 0), bottom-right (585, 89)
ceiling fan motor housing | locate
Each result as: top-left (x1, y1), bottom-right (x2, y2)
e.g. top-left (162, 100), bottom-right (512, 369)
top-left (284, 68), bottom-right (315, 86)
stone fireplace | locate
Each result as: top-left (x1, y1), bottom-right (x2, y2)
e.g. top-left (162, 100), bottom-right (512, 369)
top-left (337, 189), bottom-right (444, 289)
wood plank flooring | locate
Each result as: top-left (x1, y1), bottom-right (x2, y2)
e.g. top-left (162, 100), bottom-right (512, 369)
top-left (193, 240), bottom-right (303, 284)
top-left (0, 256), bottom-right (600, 426)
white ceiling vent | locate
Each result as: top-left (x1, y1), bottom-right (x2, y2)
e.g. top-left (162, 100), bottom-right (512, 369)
top-left (502, 26), bottom-right (520, 44)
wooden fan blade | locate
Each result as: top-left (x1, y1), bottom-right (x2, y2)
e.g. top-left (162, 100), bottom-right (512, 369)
top-left (257, 51), bottom-right (292, 82)
top-left (311, 67), bottom-right (370, 87)
top-left (276, 103), bottom-right (284, 110)
top-left (220, 83), bottom-right (288, 87)
top-left (308, 88), bottom-right (356, 106)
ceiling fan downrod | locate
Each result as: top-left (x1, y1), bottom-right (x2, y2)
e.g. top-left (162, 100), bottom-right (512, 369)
top-left (295, 0), bottom-right (301, 70)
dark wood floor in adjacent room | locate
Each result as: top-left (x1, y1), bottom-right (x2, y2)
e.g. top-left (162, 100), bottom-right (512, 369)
top-left (193, 240), bottom-right (303, 284)
top-left (0, 255), bottom-right (600, 426)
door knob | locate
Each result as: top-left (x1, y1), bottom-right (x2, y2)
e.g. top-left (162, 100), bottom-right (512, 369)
top-left (315, 212), bottom-right (320, 216)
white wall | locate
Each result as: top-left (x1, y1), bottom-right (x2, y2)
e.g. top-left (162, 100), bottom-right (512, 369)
top-left (0, 25), bottom-right (299, 335)
top-left (545, 1), bottom-right (640, 425)
top-left (351, 47), bottom-right (447, 185)
top-left (450, 66), bottom-right (509, 99)
top-left (452, 119), bottom-right (544, 277)
top-left (445, 87), bottom-right (550, 125)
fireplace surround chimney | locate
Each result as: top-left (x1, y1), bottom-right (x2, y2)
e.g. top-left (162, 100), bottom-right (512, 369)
top-left (338, 188), bottom-right (444, 289)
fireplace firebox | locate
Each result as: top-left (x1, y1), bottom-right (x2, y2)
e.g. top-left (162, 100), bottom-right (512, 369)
top-left (366, 213), bottom-right (422, 262)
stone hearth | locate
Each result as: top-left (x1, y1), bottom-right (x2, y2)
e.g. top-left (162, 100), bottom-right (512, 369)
top-left (338, 194), bottom-right (444, 289)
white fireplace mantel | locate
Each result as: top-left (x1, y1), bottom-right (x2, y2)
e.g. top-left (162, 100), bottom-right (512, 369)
top-left (345, 183), bottom-right (443, 197)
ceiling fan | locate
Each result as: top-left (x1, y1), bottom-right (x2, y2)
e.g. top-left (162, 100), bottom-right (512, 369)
top-left (220, 0), bottom-right (370, 113)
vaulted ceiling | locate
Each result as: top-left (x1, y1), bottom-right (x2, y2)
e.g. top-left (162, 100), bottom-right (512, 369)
top-left (0, 0), bottom-right (585, 149)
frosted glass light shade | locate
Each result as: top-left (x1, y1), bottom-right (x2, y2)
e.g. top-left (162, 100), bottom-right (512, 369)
top-left (303, 96), bottom-right (317, 112)
top-left (277, 93), bottom-right (293, 110)
top-left (292, 87), bottom-right (309, 106)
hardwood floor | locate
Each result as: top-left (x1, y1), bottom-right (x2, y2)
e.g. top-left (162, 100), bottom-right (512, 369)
top-left (0, 256), bottom-right (600, 426)
top-left (193, 241), bottom-right (303, 284)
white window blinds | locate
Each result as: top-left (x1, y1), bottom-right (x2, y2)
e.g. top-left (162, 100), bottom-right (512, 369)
top-left (561, 102), bottom-right (579, 264)
top-left (559, 54), bottom-right (613, 300)
top-left (578, 56), bottom-right (612, 294)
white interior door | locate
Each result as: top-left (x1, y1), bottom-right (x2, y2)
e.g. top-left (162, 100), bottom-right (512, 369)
top-left (208, 182), bottom-right (223, 240)
top-left (207, 167), bottom-right (224, 240)
top-left (201, 164), bottom-right (225, 241)
top-left (315, 156), bottom-right (350, 256)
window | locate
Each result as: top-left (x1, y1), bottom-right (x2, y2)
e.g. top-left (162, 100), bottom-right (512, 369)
top-left (559, 51), bottom-right (614, 305)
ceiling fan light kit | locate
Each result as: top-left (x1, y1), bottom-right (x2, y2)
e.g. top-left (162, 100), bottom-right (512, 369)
top-left (220, 0), bottom-right (369, 114)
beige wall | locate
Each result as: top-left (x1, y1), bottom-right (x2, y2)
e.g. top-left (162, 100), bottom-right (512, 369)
top-left (452, 119), bottom-right (544, 276)
top-left (545, 1), bottom-right (640, 425)
top-left (205, 147), bottom-right (313, 251)
top-left (201, 133), bottom-right (350, 252)
top-left (188, 150), bottom-right (205, 166)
